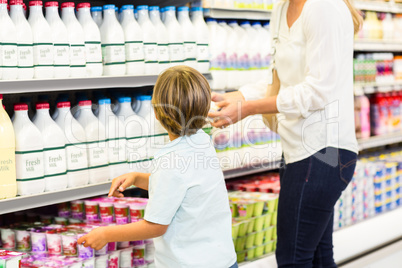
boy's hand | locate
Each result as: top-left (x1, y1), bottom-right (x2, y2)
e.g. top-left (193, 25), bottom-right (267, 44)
top-left (77, 227), bottom-right (108, 250)
top-left (108, 173), bottom-right (137, 197)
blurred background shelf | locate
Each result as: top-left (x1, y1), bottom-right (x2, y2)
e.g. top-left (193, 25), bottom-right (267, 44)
top-left (354, 40), bottom-right (402, 52)
top-left (204, 7), bottom-right (271, 20)
top-left (223, 160), bottom-right (281, 179)
top-left (354, 81), bottom-right (402, 95)
top-left (358, 132), bottom-right (402, 151)
top-left (354, 0), bottom-right (402, 13)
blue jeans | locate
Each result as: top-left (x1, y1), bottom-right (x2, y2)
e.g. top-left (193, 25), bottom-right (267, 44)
top-left (229, 262), bottom-right (238, 268)
top-left (276, 147), bottom-right (357, 268)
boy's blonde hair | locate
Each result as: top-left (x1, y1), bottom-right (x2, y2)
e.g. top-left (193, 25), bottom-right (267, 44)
top-left (152, 66), bottom-right (211, 136)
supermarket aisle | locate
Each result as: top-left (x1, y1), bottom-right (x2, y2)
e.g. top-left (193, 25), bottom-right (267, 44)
top-left (340, 240), bottom-right (402, 268)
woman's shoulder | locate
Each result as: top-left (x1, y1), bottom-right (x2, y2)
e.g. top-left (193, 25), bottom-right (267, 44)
top-left (303, 0), bottom-right (348, 15)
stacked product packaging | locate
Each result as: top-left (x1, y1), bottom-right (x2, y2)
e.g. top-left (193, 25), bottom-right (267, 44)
top-left (334, 149), bottom-right (402, 230)
top-left (0, 197), bottom-right (154, 268)
top-left (227, 173), bottom-right (280, 263)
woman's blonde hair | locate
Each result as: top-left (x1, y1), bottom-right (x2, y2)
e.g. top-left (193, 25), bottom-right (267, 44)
top-left (152, 66), bottom-right (211, 136)
top-left (343, 0), bottom-right (363, 34)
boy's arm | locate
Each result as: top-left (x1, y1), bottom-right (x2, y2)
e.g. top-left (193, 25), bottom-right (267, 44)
top-left (108, 172), bottom-right (151, 197)
top-left (77, 220), bottom-right (168, 250)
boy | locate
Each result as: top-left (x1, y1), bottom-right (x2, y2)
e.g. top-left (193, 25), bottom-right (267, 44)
top-left (78, 66), bottom-right (237, 268)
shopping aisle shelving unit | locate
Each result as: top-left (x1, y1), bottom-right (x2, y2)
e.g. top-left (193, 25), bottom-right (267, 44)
top-left (240, 207), bottom-right (402, 267)
top-left (223, 160), bottom-right (281, 179)
top-left (204, 7), bottom-right (271, 20)
top-left (354, 81), bottom-right (402, 95)
top-left (354, 0), bottom-right (402, 13)
top-left (358, 132), bottom-right (402, 151)
top-left (354, 40), bottom-right (402, 52)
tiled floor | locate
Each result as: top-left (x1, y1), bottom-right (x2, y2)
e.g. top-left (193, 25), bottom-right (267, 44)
top-left (340, 239), bottom-right (402, 268)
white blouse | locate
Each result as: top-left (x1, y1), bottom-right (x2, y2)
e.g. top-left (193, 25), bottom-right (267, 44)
top-left (241, 0), bottom-right (358, 164)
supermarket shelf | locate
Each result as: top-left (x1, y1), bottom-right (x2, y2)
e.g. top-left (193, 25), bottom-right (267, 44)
top-left (354, 40), bottom-right (402, 52)
top-left (358, 132), bottom-right (402, 151)
top-left (354, 81), bottom-right (402, 95)
top-left (241, 207), bottom-right (402, 267)
top-left (204, 7), bottom-right (271, 20)
top-left (223, 160), bottom-right (281, 179)
top-left (0, 182), bottom-right (112, 215)
top-left (355, 0), bottom-right (402, 13)
top-left (0, 73), bottom-right (213, 94)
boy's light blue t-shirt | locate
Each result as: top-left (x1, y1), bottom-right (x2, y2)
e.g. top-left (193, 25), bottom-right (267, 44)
top-left (144, 129), bottom-right (236, 268)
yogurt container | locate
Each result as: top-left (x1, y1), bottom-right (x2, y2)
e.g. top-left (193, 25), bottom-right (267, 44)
top-left (95, 254), bottom-right (109, 268)
top-left (0, 228), bottom-right (15, 249)
top-left (99, 202), bottom-right (114, 222)
top-left (71, 200), bottom-right (85, 220)
top-left (108, 250), bottom-right (120, 268)
top-left (85, 200), bottom-right (100, 222)
top-left (77, 233), bottom-right (95, 259)
top-left (58, 202), bottom-right (71, 218)
top-left (46, 230), bottom-right (62, 255)
top-left (30, 229), bottom-right (47, 253)
top-left (15, 228), bottom-right (31, 251)
top-left (61, 232), bottom-right (78, 256)
top-left (129, 202), bottom-right (146, 220)
top-left (114, 202), bottom-right (129, 224)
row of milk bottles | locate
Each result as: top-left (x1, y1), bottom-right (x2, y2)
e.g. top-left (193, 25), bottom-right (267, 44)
top-left (207, 19), bottom-right (271, 90)
top-left (7, 95), bottom-right (166, 196)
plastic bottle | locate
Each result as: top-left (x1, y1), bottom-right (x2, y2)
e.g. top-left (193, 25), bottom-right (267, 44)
top-left (97, 98), bottom-right (128, 178)
top-left (33, 102), bottom-right (68, 192)
top-left (45, 1), bottom-right (70, 78)
top-left (230, 20), bottom-right (249, 87)
top-left (0, 0), bottom-right (18, 80)
top-left (190, 7), bottom-right (210, 73)
top-left (355, 96), bottom-right (371, 139)
top-left (22, 2), bottom-right (26, 18)
top-left (149, 6), bottom-right (170, 73)
top-left (137, 5), bottom-right (159, 75)
top-left (207, 18), bottom-right (227, 90)
top-left (61, 2), bottom-right (86, 78)
top-left (391, 92), bottom-right (401, 132)
top-left (261, 22), bottom-right (272, 75)
top-left (164, 6), bottom-right (185, 67)
top-left (10, 0), bottom-right (34, 80)
top-left (77, 2), bottom-right (103, 77)
top-left (115, 97), bottom-right (149, 172)
top-left (100, 4), bottom-right (126, 76)
top-left (13, 103), bottom-right (45, 195)
top-left (28, 0), bottom-right (54, 79)
top-left (115, 6), bottom-right (119, 20)
top-left (382, 13), bottom-right (394, 41)
top-left (53, 101), bottom-right (89, 188)
top-left (91, 6), bottom-right (102, 28)
top-left (120, 5), bottom-right (145, 76)
top-left (75, 100), bottom-right (110, 183)
top-left (0, 95), bottom-right (17, 199)
top-left (177, 6), bottom-right (197, 69)
top-left (241, 21), bottom-right (258, 84)
top-left (221, 20), bottom-right (238, 89)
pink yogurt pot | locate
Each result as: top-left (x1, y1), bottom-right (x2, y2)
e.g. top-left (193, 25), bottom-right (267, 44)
top-left (129, 202), bottom-right (147, 221)
top-left (114, 202), bottom-right (129, 224)
top-left (85, 201), bottom-right (99, 222)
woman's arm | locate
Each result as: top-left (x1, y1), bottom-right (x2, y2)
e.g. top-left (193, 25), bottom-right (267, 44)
top-left (108, 172), bottom-right (151, 197)
top-left (77, 220), bottom-right (168, 250)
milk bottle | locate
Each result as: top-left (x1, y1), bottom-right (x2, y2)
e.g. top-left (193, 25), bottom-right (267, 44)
top-left (160, 7), bottom-right (165, 22)
top-left (190, 7), bottom-right (210, 73)
top-left (91, 6), bottom-right (102, 28)
top-left (230, 20), bottom-right (248, 87)
top-left (242, 21), bottom-right (259, 83)
top-left (0, 0), bottom-right (18, 80)
top-left (22, 2), bottom-right (26, 18)
top-left (61, 2), bottom-right (86, 78)
top-left (260, 22), bottom-right (271, 77)
top-left (207, 18), bottom-right (227, 90)
top-left (120, 5), bottom-right (145, 76)
top-left (149, 6), bottom-right (170, 73)
top-left (177, 6), bottom-right (197, 69)
top-left (98, 98), bottom-right (128, 178)
top-left (135, 95), bottom-right (167, 158)
top-left (29, 0), bottom-right (54, 79)
top-left (100, 4), bottom-right (126, 76)
top-left (164, 6), bottom-right (185, 67)
top-left (54, 101), bottom-right (89, 188)
top-left (10, 0), bottom-right (34, 80)
top-left (115, 97), bottom-right (149, 173)
top-left (77, 3), bottom-right (103, 77)
top-left (75, 100), bottom-right (110, 183)
top-left (13, 103), bottom-right (45, 195)
top-left (33, 102), bottom-right (68, 192)
top-left (222, 20), bottom-right (238, 89)
top-left (137, 5), bottom-right (159, 75)
top-left (45, 1), bottom-right (70, 78)
top-left (0, 95), bottom-right (17, 199)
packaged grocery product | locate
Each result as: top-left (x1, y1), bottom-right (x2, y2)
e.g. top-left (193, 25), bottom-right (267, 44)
top-left (190, 7), bottom-right (210, 73)
top-left (164, 6), bottom-right (185, 67)
top-left (0, 0), bottom-right (18, 80)
top-left (149, 6), bottom-right (170, 73)
top-left (177, 6), bottom-right (197, 69)
top-left (91, 6), bottom-right (102, 28)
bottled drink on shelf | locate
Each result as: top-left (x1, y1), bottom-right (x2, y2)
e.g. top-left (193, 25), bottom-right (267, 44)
top-left (100, 4), bottom-right (126, 76)
top-left (177, 6), bottom-right (197, 69)
top-left (0, 95), bottom-right (17, 199)
top-left (136, 5), bottom-right (159, 75)
top-left (10, 0), bottom-right (34, 80)
top-left (207, 18), bottom-right (227, 90)
top-left (75, 100), bottom-right (110, 183)
top-left (45, 1), bottom-right (70, 78)
top-left (164, 6), bottom-right (185, 67)
top-left (149, 6), bottom-right (170, 73)
top-left (29, 0), bottom-right (54, 79)
top-left (115, 97), bottom-right (149, 173)
top-left (0, 0), bottom-right (18, 80)
top-left (354, 95), bottom-right (371, 139)
top-left (91, 6), bottom-right (102, 28)
top-left (120, 5), bottom-right (145, 76)
top-left (61, 2), bottom-right (86, 78)
top-left (54, 101), bottom-right (90, 188)
top-left (33, 102), bottom-right (68, 192)
top-left (97, 98), bottom-right (128, 178)
top-left (77, 2), bottom-right (103, 77)
top-left (191, 7), bottom-right (210, 74)
top-left (12, 103), bottom-right (45, 196)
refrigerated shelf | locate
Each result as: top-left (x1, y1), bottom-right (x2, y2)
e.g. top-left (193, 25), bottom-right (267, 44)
top-left (204, 7), bottom-right (271, 20)
top-left (358, 132), bottom-right (402, 151)
top-left (354, 0), bottom-right (402, 13)
top-left (240, 206), bottom-right (402, 267)
top-left (354, 40), bottom-right (402, 52)
top-left (354, 81), bottom-right (402, 96)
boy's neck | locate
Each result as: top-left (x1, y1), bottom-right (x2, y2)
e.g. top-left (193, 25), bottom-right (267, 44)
top-left (168, 132), bottom-right (180, 141)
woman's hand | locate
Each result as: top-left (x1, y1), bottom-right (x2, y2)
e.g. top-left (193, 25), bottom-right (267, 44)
top-left (209, 91), bottom-right (248, 128)
top-left (108, 173), bottom-right (137, 197)
top-left (77, 227), bottom-right (108, 251)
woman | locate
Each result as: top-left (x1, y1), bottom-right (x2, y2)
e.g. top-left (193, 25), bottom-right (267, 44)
top-left (209, 0), bottom-right (362, 267)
